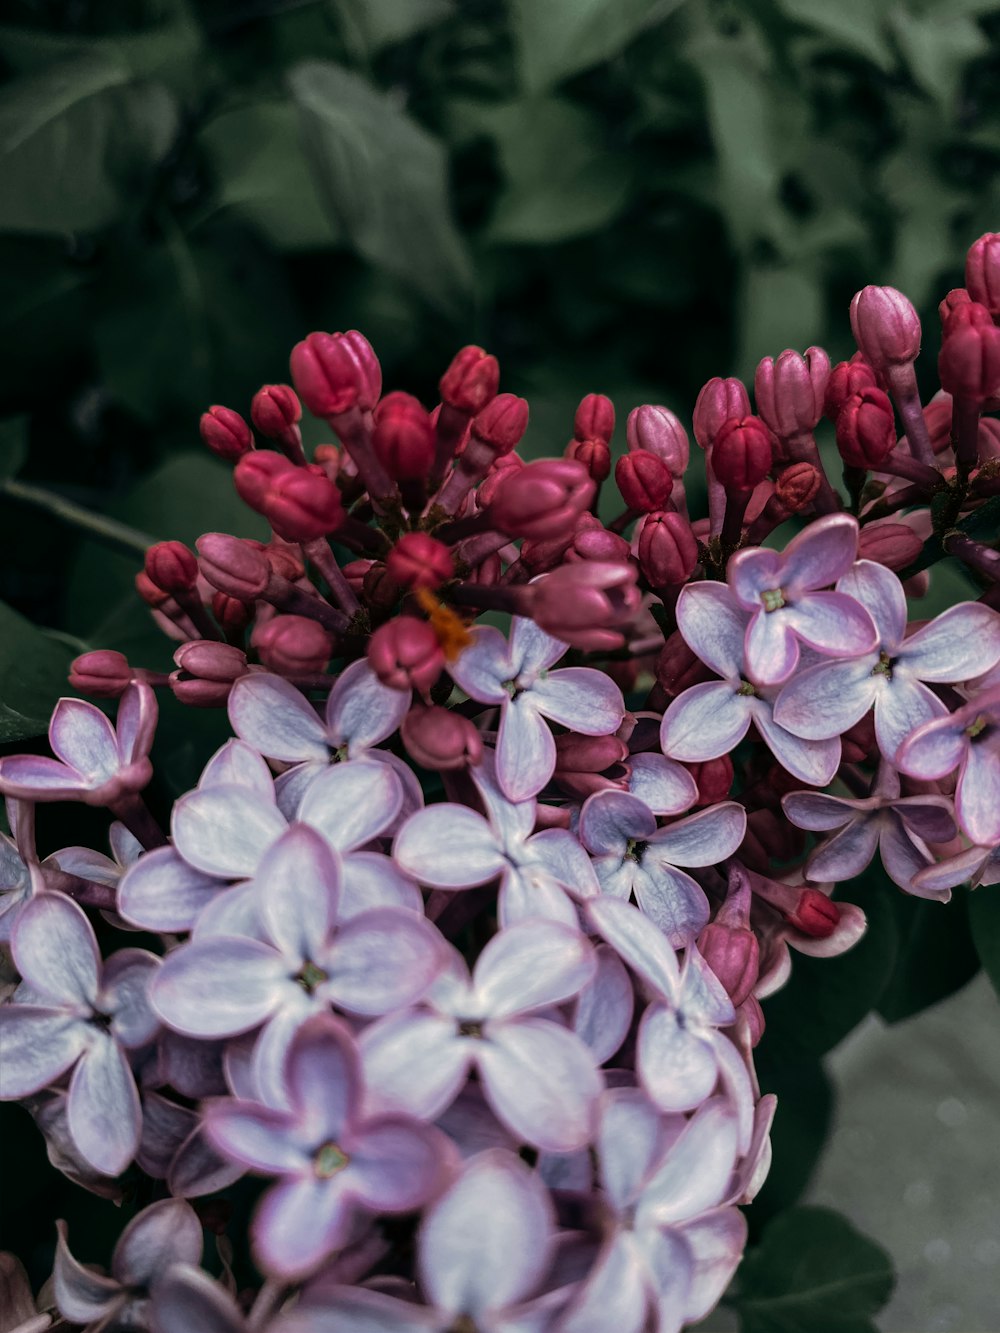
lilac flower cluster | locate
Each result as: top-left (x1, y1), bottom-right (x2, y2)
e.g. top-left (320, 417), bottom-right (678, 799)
top-left (2, 232), bottom-right (1000, 1330)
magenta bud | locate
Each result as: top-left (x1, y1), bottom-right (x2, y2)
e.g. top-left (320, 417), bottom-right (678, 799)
top-left (684, 755), bottom-right (734, 806)
top-left (754, 346), bottom-right (830, 439)
top-left (135, 570), bottom-right (171, 609)
top-left (693, 377), bottom-right (751, 450)
top-left (857, 522), bottom-right (922, 571)
top-left (711, 416), bottom-right (774, 492)
top-left (490, 458), bottom-right (595, 540)
top-left (253, 615), bottom-right (334, 675)
top-left (264, 467), bottom-right (345, 542)
top-left (568, 514), bottom-right (631, 563)
top-left (386, 533), bottom-right (454, 591)
top-left (440, 345), bottom-right (500, 415)
top-left (697, 921), bottom-right (759, 1006)
top-left (367, 617), bottom-right (443, 694)
top-left (532, 562), bottom-right (641, 652)
top-left (637, 511), bottom-right (698, 586)
top-left (290, 330), bottom-right (381, 420)
top-left (144, 541), bottom-right (199, 595)
top-left (69, 650), bottom-right (132, 698)
top-left (835, 387), bottom-right (897, 469)
top-left (774, 462), bottom-right (821, 512)
top-left (555, 733), bottom-right (629, 774)
top-left (234, 450), bottom-right (293, 509)
top-left (212, 592), bottom-right (254, 636)
top-left (477, 454), bottom-right (523, 507)
top-left (362, 562), bottom-right (402, 615)
top-left (565, 436), bottom-right (612, 483)
top-left (197, 534), bottom-right (271, 600)
top-left (626, 405), bottom-right (689, 476)
top-left (939, 287), bottom-right (972, 327)
top-left (788, 888), bottom-right (841, 938)
top-left (655, 631), bottom-right (712, 697)
top-left (171, 640), bottom-right (250, 706)
top-left (615, 449), bottom-right (673, 512)
top-left (471, 393), bottom-right (529, 457)
top-left (573, 393), bottom-right (615, 444)
top-left (373, 391), bottom-right (435, 481)
top-left (199, 405), bottom-right (253, 462)
top-left (251, 384), bottom-right (302, 449)
top-left (402, 704), bottom-right (483, 770)
top-left (938, 316), bottom-right (1000, 401)
top-left (824, 355), bottom-right (878, 423)
top-left (850, 285), bottom-right (921, 369)
top-left (965, 232), bottom-right (1000, 318)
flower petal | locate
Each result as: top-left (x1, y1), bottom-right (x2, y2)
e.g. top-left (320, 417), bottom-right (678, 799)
top-left (496, 696), bottom-right (556, 803)
top-left (877, 818), bottom-right (932, 891)
top-left (781, 513), bottom-right (860, 595)
top-left (650, 803), bottom-right (747, 868)
top-left (478, 1018), bottom-right (601, 1151)
top-left (298, 760), bottom-right (403, 852)
top-left (54, 1221), bottom-right (120, 1324)
top-left (525, 828), bottom-right (601, 899)
top-left (902, 601), bottom-right (1000, 682)
top-left (0, 756), bottom-right (92, 801)
top-left (510, 615), bottom-right (567, 676)
top-left (12, 891), bottom-right (99, 1004)
top-left (394, 805), bottom-right (504, 888)
top-left (326, 658), bottom-right (411, 752)
top-left (359, 1011), bottom-right (469, 1120)
top-left (678, 945), bottom-right (735, 1027)
top-left (255, 824), bottom-right (340, 961)
top-left (172, 785), bottom-right (287, 879)
top-left (956, 741), bottom-right (1000, 845)
top-left (117, 848), bottom-right (224, 933)
top-left (114, 682), bottom-right (157, 766)
top-left (637, 1096), bottom-right (739, 1226)
top-left (49, 697), bottom-right (120, 781)
top-left (252, 1175), bottom-right (353, 1279)
top-left (772, 657), bottom-right (878, 741)
top-left (681, 1207), bottom-right (748, 1322)
top-left (102, 948), bottom-right (161, 1048)
top-left (873, 676), bottom-right (949, 763)
top-left (579, 790), bottom-right (656, 859)
top-left (449, 626), bottom-right (513, 704)
top-left (557, 1232), bottom-right (649, 1333)
top-left (0, 1007), bottom-right (87, 1097)
top-left (597, 1087), bottom-right (673, 1212)
top-left (322, 909), bottom-right (445, 1015)
top-left (345, 1116), bottom-right (443, 1213)
top-left (573, 944), bottom-right (635, 1065)
top-left (285, 1015), bottom-right (360, 1144)
top-left (675, 582), bottom-right (750, 679)
top-left (627, 754), bottom-right (698, 817)
top-left (151, 937), bottom-right (287, 1038)
top-left (727, 546), bottom-right (783, 611)
top-left (114, 1198), bottom-right (203, 1287)
top-left (787, 590), bottom-right (878, 659)
top-left (586, 895), bottom-right (679, 999)
top-left (752, 704), bottom-right (841, 786)
top-left (473, 919), bottom-right (596, 1019)
top-left (896, 716), bottom-right (967, 780)
top-left (228, 673), bottom-right (329, 763)
top-left (781, 790), bottom-right (857, 831)
top-left (149, 1266), bottom-right (248, 1333)
top-left (198, 739), bottom-right (275, 798)
top-left (637, 1006), bottom-right (719, 1113)
top-left (744, 609), bottom-right (799, 686)
top-left (340, 852), bottom-right (423, 918)
top-left (203, 1100), bottom-right (306, 1174)
top-left (531, 668), bottom-right (625, 736)
top-left (660, 683), bottom-right (752, 762)
top-left (837, 559), bottom-right (905, 649)
top-left (67, 1035), bottom-right (141, 1176)
top-left (806, 816), bottom-right (880, 883)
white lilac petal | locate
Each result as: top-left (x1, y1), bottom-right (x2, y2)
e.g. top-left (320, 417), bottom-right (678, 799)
top-left (449, 626), bottom-right (514, 704)
top-left (340, 852), bottom-right (423, 918)
top-left (781, 790), bottom-right (858, 831)
top-left (955, 742), bottom-right (1000, 845)
top-left (54, 1221), bottom-right (121, 1324)
top-left (252, 1175), bottom-right (354, 1279)
top-left (12, 892), bottom-right (99, 1004)
top-left (436, 1087), bottom-right (517, 1159)
top-left (172, 785), bottom-right (287, 879)
top-left (649, 803), bottom-right (747, 867)
top-left (113, 1198), bottom-right (203, 1287)
top-left (101, 948), bottom-right (161, 1048)
top-left (292, 1286), bottom-right (437, 1332)
top-left (725, 1094), bottom-right (777, 1207)
top-left (118, 848), bottom-right (224, 933)
top-left (298, 761), bottom-right (403, 852)
top-left (192, 883), bottom-right (263, 942)
top-left (326, 657), bottom-right (411, 752)
top-left (637, 1006), bottom-right (719, 1113)
top-left (773, 657), bottom-right (878, 741)
top-left (878, 818), bottom-right (933, 891)
top-left (151, 937), bottom-right (288, 1038)
top-left (579, 790), bottom-right (656, 859)
top-left (597, 1087), bottom-right (671, 1212)
top-left (139, 1092), bottom-right (198, 1180)
top-left (531, 668), bottom-right (625, 736)
top-left (593, 853), bottom-right (644, 902)
top-left (896, 717), bottom-right (967, 780)
top-left (169, 1127), bottom-right (246, 1200)
top-left (675, 582), bottom-right (749, 679)
top-left (48, 697), bottom-right (120, 780)
top-left (472, 919), bottom-right (596, 1019)
top-left (627, 753), bottom-right (698, 817)
top-left (497, 694), bottom-right (556, 803)
top-left (680, 1208), bottom-right (748, 1323)
top-left (752, 704), bottom-right (841, 786)
top-left (510, 614), bottom-right (568, 677)
top-left (678, 945), bottom-right (735, 1027)
top-left (525, 828), bottom-right (601, 899)
top-left (586, 895), bottom-right (679, 998)
top-left (471, 750), bottom-right (536, 848)
top-left (359, 1011), bottom-right (470, 1120)
top-left (47, 845), bottom-right (121, 886)
top-left (573, 944), bottom-right (634, 1065)
top-left (708, 1032), bottom-right (755, 1155)
top-left (343, 1117), bottom-right (442, 1214)
top-left (911, 846), bottom-right (990, 898)
top-left (108, 821), bottom-right (142, 868)
top-left (901, 601), bottom-right (1000, 682)
top-left (247, 999), bottom-right (319, 1109)
top-left (228, 673), bottom-right (329, 763)
top-left (284, 1016), bottom-right (360, 1145)
top-left (781, 513), bottom-right (860, 594)
top-left (636, 1228), bottom-right (694, 1333)
top-left (419, 1150), bottom-right (554, 1319)
top-left (894, 796), bottom-right (956, 844)
top-left (67, 1035), bottom-right (141, 1176)
top-left (837, 559), bottom-right (906, 650)
top-left (394, 805), bottom-right (504, 888)
top-left (500, 864), bottom-right (578, 929)
top-left (0, 1007), bottom-right (88, 1097)
top-left (635, 862), bottom-right (711, 949)
top-left (637, 1097), bottom-right (740, 1227)
top-left (255, 825), bottom-right (340, 962)
top-left (0, 755), bottom-right (93, 800)
top-left (322, 909), bottom-right (445, 1015)
top-left (198, 739), bottom-right (275, 798)
top-left (477, 1018), bottom-right (601, 1152)
top-left (557, 1231), bottom-right (649, 1333)
top-left (273, 762), bottom-right (326, 820)
top-left (659, 683), bottom-right (752, 762)
top-left (203, 1100), bottom-right (308, 1174)
top-left (727, 546), bottom-right (783, 611)
top-left (874, 676), bottom-right (949, 763)
top-left (806, 816), bottom-right (881, 883)
top-left (744, 608), bottom-right (800, 686)
top-left (114, 681), bottom-right (157, 765)
top-left (150, 1266), bottom-right (249, 1333)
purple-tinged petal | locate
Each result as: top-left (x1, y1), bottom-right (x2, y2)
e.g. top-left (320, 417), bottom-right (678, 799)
top-left (172, 785), bottom-right (287, 878)
top-left (47, 845), bottom-right (120, 885)
top-left (49, 697), bottom-right (120, 779)
top-left (192, 882), bottom-right (263, 942)
top-left (500, 865), bottom-right (578, 929)
top-left (292, 1286), bottom-right (436, 1332)
top-left (573, 944), bottom-right (634, 1064)
top-left (53, 1221), bottom-right (121, 1324)
top-left (597, 1087), bottom-right (673, 1212)
top-left (203, 1100), bottom-right (306, 1174)
top-left (627, 754), bottom-right (698, 817)
top-left (650, 803), bottom-right (747, 867)
top-left (874, 676), bottom-right (949, 763)
top-left (255, 825), bottom-right (340, 961)
top-left (0, 755), bottom-right (91, 801)
top-left (878, 818), bottom-right (932, 891)
top-left (497, 695), bottom-right (556, 803)
top-left (322, 909), bottom-right (445, 1015)
top-left (637, 1006), bottom-right (719, 1113)
top-left (896, 717), bottom-right (967, 780)
top-left (901, 602), bottom-right (1000, 682)
top-left (473, 920), bottom-right (596, 1019)
top-left (420, 1150), bottom-right (554, 1318)
top-left (138, 1092), bottom-right (198, 1179)
top-left (837, 559), bottom-right (906, 650)
top-left (345, 1116), bottom-right (443, 1213)
top-left (118, 848), bottom-right (224, 933)
top-left (113, 1198), bottom-right (203, 1287)
top-left (273, 761), bottom-right (325, 820)
top-left (0, 1007), bottom-right (87, 1097)
top-left (680, 1208), bottom-right (748, 1322)
top-left (744, 609), bottom-right (799, 686)
top-left (781, 513), bottom-right (861, 595)
top-left (659, 683), bottom-right (752, 762)
top-left (511, 614), bottom-right (567, 676)
top-left (911, 847), bottom-right (988, 899)
top-left (471, 751), bottom-right (536, 847)
top-left (727, 546), bottom-right (783, 611)
top-left (394, 805), bottom-right (504, 888)
top-left (115, 682), bottom-right (157, 765)
top-left (198, 739), bottom-right (275, 797)
top-left (531, 668), bottom-right (625, 736)
top-left (635, 871), bottom-right (707, 957)
top-left (341, 852), bottom-right (423, 918)
top-left (68, 1035), bottom-right (140, 1176)
top-left (150, 1266), bottom-right (248, 1333)
top-left (636, 1229), bottom-right (693, 1333)
top-left (169, 1127), bottom-right (247, 1200)
top-left (449, 626), bottom-right (514, 704)
top-left (807, 816), bottom-right (881, 883)
top-left (108, 821), bottom-right (142, 867)
top-left (101, 948), bottom-right (160, 1047)
top-left (526, 828), bottom-right (601, 898)
top-left (228, 673), bottom-right (329, 763)
top-left (579, 790), bottom-right (656, 859)
top-left (593, 854), bottom-right (643, 902)
top-left (326, 658), bottom-right (411, 752)
top-left (247, 999), bottom-right (318, 1108)
top-left (586, 896), bottom-right (679, 999)
top-left (12, 892), bottom-right (99, 1004)
top-left (637, 1097), bottom-right (739, 1226)
top-left (284, 1015), bottom-right (359, 1144)
top-left (708, 1031), bottom-right (754, 1155)
top-left (781, 790), bottom-right (858, 830)
top-left (557, 1232), bottom-right (649, 1333)
top-left (678, 946), bottom-right (736, 1027)
top-left (894, 796), bottom-right (956, 844)
top-left (151, 938), bottom-right (287, 1038)
top-left (299, 761), bottom-right (403, 852)
top-left (675, 582), bottom-right (749, 679)
top-left (773, 657), bottom-right (878, 741)
top-left (752, 704), bottom-right (841, 786)
top-left (478, 1018), bottom-right (601, 1151)
top-left (252, 1175), bottom-right (354, 1278)
top-left (360, 1011), bottom-right (469, 1120)
top-left (956, 742), bottom-right (1000, 845)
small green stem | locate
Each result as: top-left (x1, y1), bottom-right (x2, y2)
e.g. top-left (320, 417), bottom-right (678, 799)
top-left (2, 479), bottom-right (156, 557)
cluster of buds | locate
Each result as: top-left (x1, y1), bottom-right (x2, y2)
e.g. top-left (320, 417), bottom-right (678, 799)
top-left (1, 234), bottom-right (999, 1332)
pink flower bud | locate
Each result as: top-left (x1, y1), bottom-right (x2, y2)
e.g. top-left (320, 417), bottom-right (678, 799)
top-left (939, 287), bottom-right (972, 326)
top-left (251, 384), bottom-right (302, 441)
top-left (739, 994), bottom-right (765, 1047)
top-left (490, 459), bottom-right (594, 540)
top-left (532, 562), bottom-right (641, 651)
top-left (824, 355), bottom-right (878, 422)
top-left (555, 733), bottom-right (628, 773)
top-left (362, 562), bottom-right (401, 614)
top-left (849, 285), bottom-right (921, 369)
top-left (965, 232), bottom-right (1000, 318)
top-left (788, 888), bottom-right (840, 938)
top-left (440, 345), bottom-right (500, 414)
top-left (69, 650), bottom-right (132, 698)
top-left (312, 443), bottom-right (341, 483)
top-left (754, 346), bottom-right (830, 439)
top-left (199, 405), bottom-right (252, 461)
top-left (942, 299), bottom-right (994, 336)
top-left (774, 462), bottom-right (821, 512)
top-left (386, 533), bottom-right (454, 591)
top-left (693, 377), bottom-right (751, 450)
top-left (265, 541), bottom-right (305, 583)
top-left (922, 395), bottom-right (953, 455)
top-left (477, 453), bottom-right (523, 507)
top-left (402, 705), bottom-right (483, 770)
top-left (568, 514), bottom-right (631, 563)
top-left (565, 436), bottom-right (611, 483)
top-left (134, 570), bottom-right (171, 609)
top-left (144, 541), bottom-right (199, 594)
top-left (626, 405), bottom-right (689, 476)
top-left (637, 511), bottom-right (698, 586)
top-left (835, 386), bottom-right (896, 469)
top-left (685, 755), bottom-right (734, 806)
top-left (171, 640), bottom-right (250, 707)
top-left (372, 391), bottom-right (435, 482)
top-left (712, 416), bottom-right (774, 492)
top-left (615, 449), bottom-right (673, 512)
top-left (573, 393), bottom-right (615, 444)
top-left (290, 330), bottom-right (381, 419)
top-left (655, 631), bottom-right (712, 697)
top-left (471, 393), bottom-right (529, 457)
top-left (263, 467), bottom-right (345, 542)
top-left (252, 615), bottom-right (333, 675)
top-left (857, 522), bottom-right (922, 571)
top-left (197, 534), bottom-right (271, 600)
top-left (212, 592), bottom-right (254, 636)
top-left (939, 315), bottom-right (1000, 401)
top-left (234, 451), bottom-right (293, 509)
top-left (697, 921), bottom-right (759, 1006)
top-left (368, 617), bottom-right (443, 693)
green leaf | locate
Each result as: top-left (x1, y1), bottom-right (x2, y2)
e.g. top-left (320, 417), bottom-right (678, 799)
top-left (968, 886), bottom-right (1000, 1000)
top-left (735, 1206), bottom-right (895, 1332)
top-left (508, 0), bottom-right (684, 93)
top-left (775, 0), bottom-right (896, 70)
top-left (288, 61), bottom-right (472, 314)
top-left (0, 54), bottom-right (178, 235)
top-left (330, 0), bottom-right (453, 57)
top-left (889, 6), bottom-right (988, 109)
top-left (0, 416), bottom-right (27, 484)
top-left (0, 601), bottom-right (75, 743)
top-left (877, 892), bottom-right (980, 1023)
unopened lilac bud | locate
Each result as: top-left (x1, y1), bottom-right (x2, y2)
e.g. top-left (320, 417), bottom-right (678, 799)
top-left (200, 405), bottom-right (252, 462)
top-left (312, 443), bottom-right (341, 482)
top-left (693, 377), bottom-right (751, 450)
top-left (386, 533), bottom-right (454, 591)
top-left (264, 467), bottom-right (345, 542)
top-left (573, 393), bottom-right (615, 444)
top-left (373, 391), bottom-right (435, 481)
top-left (685, 756), bottom-right (734, 806)
top-left (637, 511), bottom-right (698, 586)
top-left (368, 617), bottom-right (443, 694)
top-left (472, 393), bottom-right (529, 457)
top-left (754, 347), bottom-right (830, 439)
top-left (532, 562), bottom-right (641, 652)
top-left (212, 592), bottom-right (254, 636)
top-left (850, 285), bottom-right (921, 369)
top-left (477, 454), bottom-right (523, 507)
top-left (171, 641), bottom-right (250, 707)
top-left (569, 514), bottom-right (631, 563)
top-left (655, 631), bottom-right (712, 697)
top-left (69, 650), bottom-right (132, 698)
top-left (342, 559), bottom-right (373, 594)
top-left (857, 522), bottom-right (922, 571)
top-left (965, 232), bottom-right (1000, 318)
top-left (290, 330), bottom-right (381, 420)
top-left (565, 436), bottom-right (611, 483)
top-left (253, 615), bottom-right (333, 675)
top-left (402, 704), bottom-right (483, 770)
top-left (490, 459), bottom-right (594, 540)
top-left (788, 888), bottom-right (841, 938)
top-left (939, 288), bottom-right (972, 326)
top-left (939, 314), bottom-right (1000, 401)
top-left (198, 533), bottom-right (271, 600)
top-left (251, 384), bottom-right (301, 441)
top-left (440, 346), bottom-right (500, 415)
top-left (836, 387), bottom-right (897, 469)
top-left (626, 405), bottom-right (689, 476)
top-left (616, 449), bottom-right (673, 512)
top-left (697, 921), bottom-right (759, 1006)
top-left (135, 570), bottom-right (171, 609)
top-left (234, 450), bottom-right (293, 509)
top-left (712, 416), bottom-right (774, 492)
top-left (555, 733), bottom-right (629, 774)
top-left (775, 462), bottom-right (821, 512)
top-left (824, 355), bottom-right (878, 422)
top-left (145, 541), bottom-right (198, 594)
top-left (362, 562), bottom-right (401, 615)
top-left (740, 994), bottom-right (765, 1046)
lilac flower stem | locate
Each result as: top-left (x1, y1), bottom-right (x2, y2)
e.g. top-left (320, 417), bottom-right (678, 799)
top-left (876, 451), bottom-right (941, 490)
top-left (860, 481), bottom-right (927, 520)
top-left (943, 532), bottom-right (1000, 582)
top-left (887, 364), bottom-right (936, 465)
top-left (448, 582), bottom-right (529, 614)
top-left (336, 515), bottom-right (386, 556)
top-left (952, 396), bottom-right (981, 475)
top-left (330, 406), bottom-right (396, 505)
top-left (720, 490), bottom-right (751, 552)
top-left (302, 538), bottom-right (361, 615)
top-left (265, 574), bottom-right (350, 633)
top-left (429, 403), bottom-right (470, 491)
top-left (175, 591), bottom-right (223, 642)
top-left (706, 447), bottom-right (727, 538)
top-left (42, 869), bottom-right (117, 910)
top-left (109, 794), bottom-right (168, 849)
top-left (456, 531), bottom-right (512, 568)
top-left (786, 433), bottom-right (840, 513)
top-left (277, 428), bottom-right (308, 467)
top-left (435, 510), bottom-right (493, 545)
